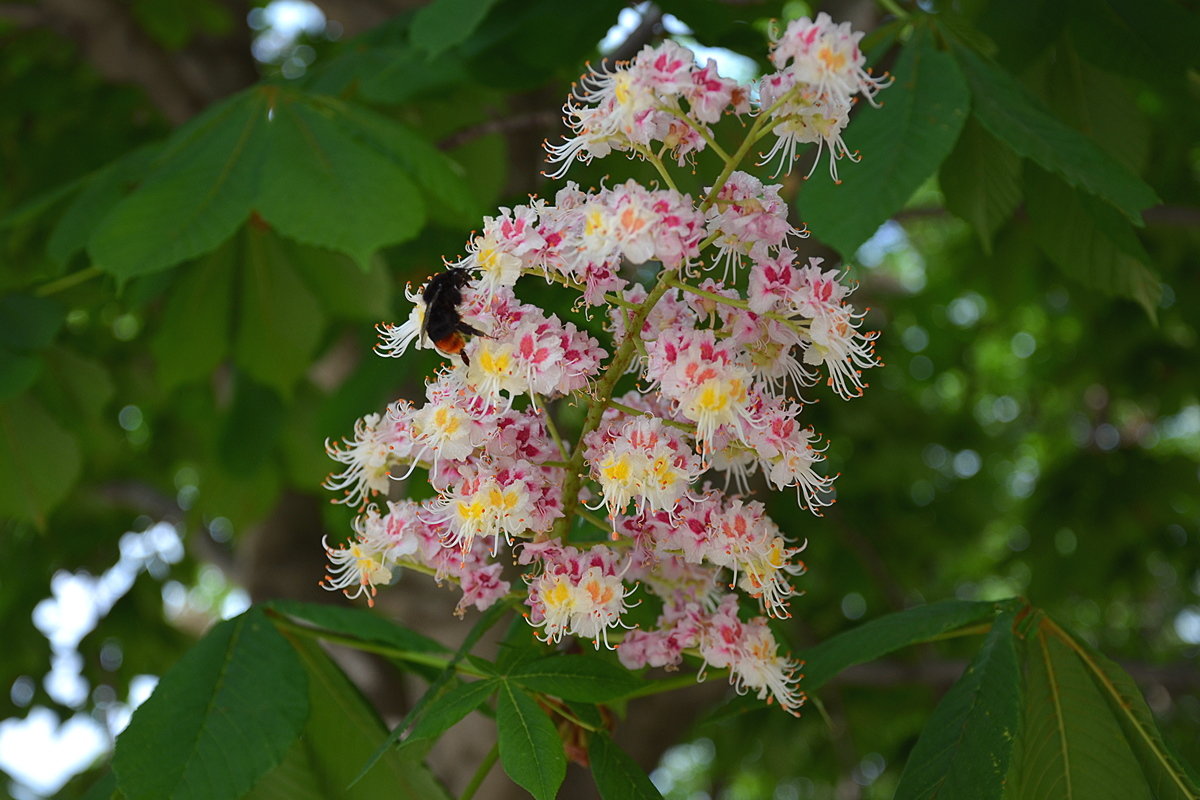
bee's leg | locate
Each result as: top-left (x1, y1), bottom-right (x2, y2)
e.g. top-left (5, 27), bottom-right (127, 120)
top-left (457, 321), bottom-right (489, 338)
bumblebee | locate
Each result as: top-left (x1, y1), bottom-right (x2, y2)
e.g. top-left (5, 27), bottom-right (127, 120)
top-left (421, 267), bottom-right (485, 366)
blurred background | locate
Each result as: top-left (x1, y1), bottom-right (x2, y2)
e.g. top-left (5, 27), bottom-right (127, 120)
top-left (0, 0), bottom-right (1197, 797)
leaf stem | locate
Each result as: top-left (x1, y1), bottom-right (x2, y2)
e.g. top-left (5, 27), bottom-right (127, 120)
top-left (537, 399), bottom-right (570, 460)
top-left (575, 506), bottom-right (615, 535)
top-left (607, 398), bottom-right (696, 434)
top-left (632, 143), bottom-right (679, 192)
top-left (623, 668), bottom-right (724, 699)
top-left (34, 266), bottom-right (102, 297)
top-left (664, 274), bottom-right (813, 331)
top-left (875, 0), bottom-right (910, 19)
top-left (525, 267), bottom-right (641, 310)
top-left (266, 612), bottom-right (493, 678)
top-left (458, 742), bottom-right (499, 800)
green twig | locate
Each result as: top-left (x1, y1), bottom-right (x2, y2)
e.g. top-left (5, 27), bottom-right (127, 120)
top-left (607, 398), bottom-right (696, 434)
top-left (551, 271), bottom-right (676, 541)
top-left (656, 105), bottom-right (732, 163)
top-left (34, 266), bottom-right (102, 297)
top-left (631, 142), bottom-right (679, 192)
top-left (267, 612), bottom-right (492, 678)
top-left (665, 274), bottom-right (812, 331)
top-left (538, 399), bottom-right (570, 460)
top-left (875, 0), bottom-right (910, 19)
top-left (623, 668), bottom-right (726, 699)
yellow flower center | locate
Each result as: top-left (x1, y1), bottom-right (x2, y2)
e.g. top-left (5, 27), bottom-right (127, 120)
top-left (543, 577), bottom-right (573, 610)
top-left (600, 453), bottom-right (633, 483)
top-left (817, 45), bottom-right (846, 72)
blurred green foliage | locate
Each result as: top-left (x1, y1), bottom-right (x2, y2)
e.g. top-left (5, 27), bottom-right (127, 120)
top-left (0, 0), bottom-right (1197, 797)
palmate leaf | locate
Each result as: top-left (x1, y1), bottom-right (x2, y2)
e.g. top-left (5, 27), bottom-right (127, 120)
top-left (246, 634), bottom-right (450, 800)
top-left (0, 394), bottom-right (82, 526)
top-left (256, 97), bottom-right (426, 270)
top-left (150, 237), bottom-right (237, 391)
top-left (233, 227), bottom-right (327, 396)
top-left (496, 681), bottom-right (566, 800)
top-left (410, 0), bottom-right (502, 58)
top-left (89, 92), bottom-right (271, 280)
top-left (951, 41), bottom-right (1159, 225)
top-left (47, 144), bottom-right (161, 268)
top-left (939, 117), bottom-right (1022, 253)
top-left (507, 654), bottom-right (642, 703)
top-left (352, 601), bottom-right (509, 786)
top-left (1020, 615), bottom-right (1200, 800)
top-left (589, 734), bottom-right (664, 800)
top-left (315, 97), bottom-right (479, 226)
top-left (893, 611), bottom-right (1021, 800)
top-left (1083, 649), bottom-right (1200, 799)
top-left (79, 86), bottom-right (440, 282)
top-left (1024, 166), bottom-right (1161, 319)
top-left (405, 678), bottom-right (498, 741)
top-left (800, 24), bottom-right (969, 258)
top-left (798, 599), bottom-right (1007, 692)
top-left (1011, 615), bottom-right (1153, 800)
top-left (266, 600), bottom-right (450, 657)
top-left (112, 607), bottom-right (309, 800)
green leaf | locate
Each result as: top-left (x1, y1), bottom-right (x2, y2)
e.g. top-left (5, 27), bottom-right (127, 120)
top-left (589, 734), bottom-right (664, 800)
top-left (352, 601), bottom-right (508, 786)
top-left (0, 395), bottom-right (82, 525)
top-left (319, 99), bottom-right (479, 225)
top-left (38, 347), bottom-right (116, 422)
top-left (1070, 0), bottom-right (1200, 88)
top-left (233, 228), bottom-right (326, 395)
top-left (246, 634), bottom-right (450, 800)
top-left (894, 611), bottom-right (1020, 800)
top-left (256, 98), bottom-right (425, 269)
top-left (0, 174), bottom-right (84, 231)
top-left (508, 654), bottom-right (642, 703)
top-left (1024, 166), bottom-right (1161, 319)
top-left (356, 48), bottom-right (471, 105)
top-left (0, 294), bottom-right (64, 351)
top-left (798, 599), bottom-right (1006, 692)
top-left (411, 0), bottom-right (502, 58)
top-left (79, 770), bottom-right (118, 800)
top-left (150, 238), bottom-right (236, 391)
top-left (496, 682), bottom-right (566, 800)
top-left (47, 145), bottom-right (160, 268)
top-left (1068, 630), bottom-right (1200, 798)
top-left (0, 350), bottom-right (42, 401)
top-left (1011, 614), bottom-right (1153, 800)
top-left (800, 25), bottom-right (969, 257)
top-left (266, 600), bottom-right (450, 656)
top-left (939, 117), bottom-right (1021, 253)
top-left (287, 241), bottom-right (392, 321)
top-left (112, 607), bottom-right (309, 800)
top-left (1034, 49), bottom-right (1150, 174)
top-left (88, 91), bottom-right (270, 279)
top-left (406, 678), bottom-right (498, 740)
top-left (950, 42), bottom-right (1159, 224)
top-left (217, 375), bottom-right (283, 476)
